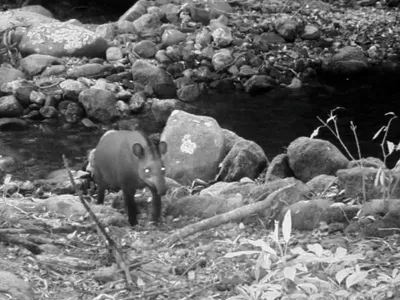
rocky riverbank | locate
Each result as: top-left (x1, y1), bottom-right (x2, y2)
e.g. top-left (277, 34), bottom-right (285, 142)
top-left (0, 0), bottom-right (399, 129)
top-left (1, 1), bottom-right (400, 299)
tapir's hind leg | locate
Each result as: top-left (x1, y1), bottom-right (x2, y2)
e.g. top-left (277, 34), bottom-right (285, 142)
top-left (96, 173), bottom-right (106, 205)
top-left (97, 185), bottom-right (106, 205)
top-left (123, 189), bottom-right (138, 226)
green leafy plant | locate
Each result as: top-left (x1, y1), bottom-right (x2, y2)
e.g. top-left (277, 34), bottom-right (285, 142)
top-left (224, 210), bottom-right (366, 299)
top-left (311, 108), bottom-right (400, 202)
top-left (372, 113), bottom-right (400, 202)
top-left (311, 107), bottom-right (367, 202)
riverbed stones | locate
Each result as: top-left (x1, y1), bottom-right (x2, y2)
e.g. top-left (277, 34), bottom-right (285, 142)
top-left (41, 65), bottom-right (67, 77)
top-left (106, 47), bottom-right (123, 61)
top-left (133, 13), bottom-right (162, 39)
top-left (274, 17), bottom-right (299, 42)
top-left (287, 137), bottom-right (350, 183)
top-left (177, 83), bottom-right (207, 102)
top-left (0, 95), bottom-right (23, 117)
top-left (19, 54), bottom-right (62, 77)
top-left (161, 110), bottom-right (225, 185)
top-left (59, 100), bottom-right (84, 123)
top-left (66, 63), bottom-right (114, 79)
top-left (129, 92), bottom-right (146, 112)
top-left (161, 29), bottom-right (186, 46)
top-left (216, 139), bottom-right (268, 182)
top-left (131, 59), bottom-right (176, 98)
top-left (119, 0), bottom-right (149, 22)
top-left (0, 66), bottom-right (26, 93)
top-left (40, 106), bottom-right (58, 118)
top-left (14, 80), bottom-right (37, 107)
top-left (151, 98), bottom-right (183, 123)
top-left (60, 79), bottom-right (88, 101)
top-left (78, 89), bottom-right (119, 123)
top-left (132, 40), bottom-right (158, 58)
top-left (19, 22), bottom-right (109, 57)
top-left (209, 22), bottom-right (233, 47)
top-left (300, 25), bottom-right (320, 40)
top-left (324, 46), bottom-right (368, 75)
top-left (212, 49), bottom-right (234, 71)
top-left (258, 32), bottom-right (286, 44)
top-left (244, 75), bottom-right (275, 94)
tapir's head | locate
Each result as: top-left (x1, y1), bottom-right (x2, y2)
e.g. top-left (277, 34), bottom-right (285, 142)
top-left (132, 140), bottom-right (168, 195)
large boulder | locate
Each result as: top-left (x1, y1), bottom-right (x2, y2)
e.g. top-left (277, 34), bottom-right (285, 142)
top-left (287, 137), bottom-right (349, 182)
top-left (216, 139), bottom-right (268, 182)
top-left (19, 22), bottom-right (108, 58)
top-left (0, 9), bottom-right (57, 32)
top-left (161, 110), bottom-right (225, 185)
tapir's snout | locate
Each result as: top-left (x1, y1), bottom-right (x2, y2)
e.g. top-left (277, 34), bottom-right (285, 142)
top-left (147, 175), bottom-right (167, 196)
top-left (156, 179), bottom-right (167, 196)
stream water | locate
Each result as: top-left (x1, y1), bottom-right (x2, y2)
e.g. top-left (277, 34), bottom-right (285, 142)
top-left (2, 70), bottom-right (400, 181)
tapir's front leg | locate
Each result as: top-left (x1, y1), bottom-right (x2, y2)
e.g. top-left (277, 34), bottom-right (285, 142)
top-left (123, 189), bottom-right (138, 226)
top-left (150, 188), bottom-right (162, 223)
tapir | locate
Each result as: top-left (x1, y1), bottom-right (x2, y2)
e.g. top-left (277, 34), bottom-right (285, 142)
top-left (93, 130), bottom-right (167, 226)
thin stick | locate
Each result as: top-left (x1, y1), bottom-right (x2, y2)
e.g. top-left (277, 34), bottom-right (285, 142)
top-left (62, 154), bottom-right (134, 291)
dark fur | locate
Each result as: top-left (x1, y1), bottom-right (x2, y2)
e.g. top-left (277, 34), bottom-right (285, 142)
top-left (93, 130), bottom-right (167, 226)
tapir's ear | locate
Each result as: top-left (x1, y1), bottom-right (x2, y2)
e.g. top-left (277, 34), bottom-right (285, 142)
top-left (132, 143), bottom-right (144, 158)
top-left (159, 141), bottom-right (167, 155)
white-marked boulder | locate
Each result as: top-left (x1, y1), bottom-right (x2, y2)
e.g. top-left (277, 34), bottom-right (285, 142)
top-left (161, 110), bottom-right (225, 185)
top-left (287, 137), bottom-right (349, 182)
top-left (18, 22), bottom-right (108, 58)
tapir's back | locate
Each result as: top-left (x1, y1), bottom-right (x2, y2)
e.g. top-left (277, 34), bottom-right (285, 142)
top-left (93, 130), bottom-right (148, 190)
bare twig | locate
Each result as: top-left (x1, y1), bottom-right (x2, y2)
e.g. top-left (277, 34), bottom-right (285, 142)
top-left (62, 154), bottom-right (135, 292)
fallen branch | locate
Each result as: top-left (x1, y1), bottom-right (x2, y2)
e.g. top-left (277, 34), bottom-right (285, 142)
top-left (62, 155), bottom-right (134, 292)
top-left (0, 233), bottom-right (42, 254)
top-left (163, 184), bottom-right (299, 246)
top-left (34, 254), bottom-right (96, 271)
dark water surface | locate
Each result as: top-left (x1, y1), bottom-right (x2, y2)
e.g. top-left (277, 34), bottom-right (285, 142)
top-left (196, 73), bottom-right (400, 169)
top-left (0, 126), bottom-right (103, 180)
top-left (2, 71), bottom-right (400, 181)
